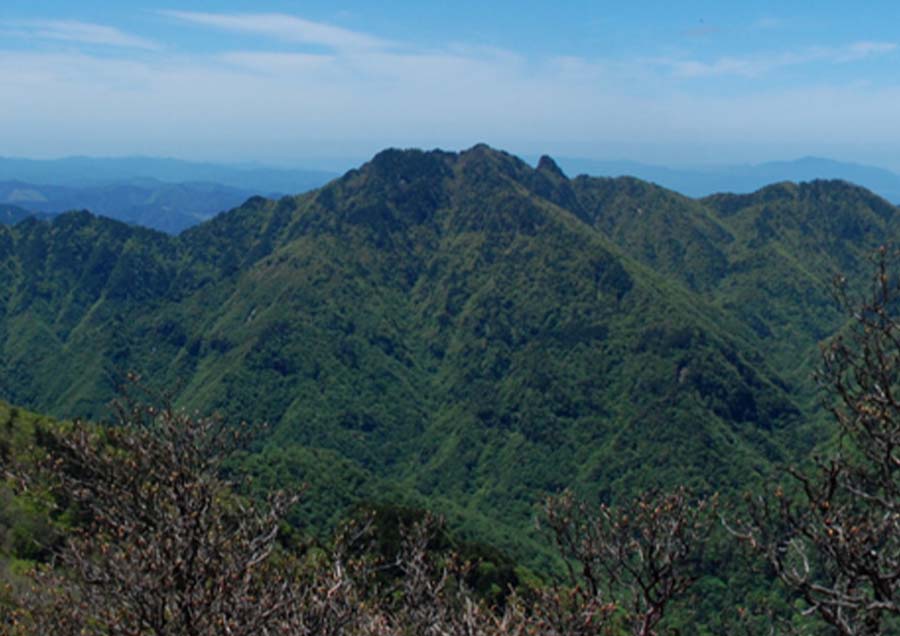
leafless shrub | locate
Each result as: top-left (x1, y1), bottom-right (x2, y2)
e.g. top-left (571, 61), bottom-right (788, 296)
top-left (731, 247), bottom-right (900, 636)
top-left (4, 379), bottom-right (298, 635)
top-left (539, 487), bottom-right (718, 636)
top-left (2, 381), bottom-right (722, 636)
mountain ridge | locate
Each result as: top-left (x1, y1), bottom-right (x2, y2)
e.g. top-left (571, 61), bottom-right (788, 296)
top-left (558, 155), bottom-right (900, 203)
top-left (0, 144), bottom-right (893, 562)
top-left (0, 179), bottom-right (277, 235)
top-left (0, 155), bottom-right (339, 192)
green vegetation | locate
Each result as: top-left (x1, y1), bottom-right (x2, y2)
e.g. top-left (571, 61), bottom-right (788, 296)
top-left (0, 144), bottom-right (896, 572)
top-left (1, 397), bottom-right (726, 635)
top-left (0, 401), bottom-right (67, 599)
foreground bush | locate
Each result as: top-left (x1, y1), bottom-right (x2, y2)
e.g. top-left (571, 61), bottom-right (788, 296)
top-left (1, 382), bottom-right (719, 635)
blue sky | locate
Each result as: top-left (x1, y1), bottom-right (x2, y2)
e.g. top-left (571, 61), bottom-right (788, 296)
top-left (3, 1), bottom-right (900, 169)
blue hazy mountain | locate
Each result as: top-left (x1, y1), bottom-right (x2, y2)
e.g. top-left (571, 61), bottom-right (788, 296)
top-left (0, 203), bottom-right (52, 225)
top-left (9, 154), bottom-right (900, 234)
top-left (0, 179), bottom-right (267, 234)
top-left (0, 156), bottom-right (338, 196)
top-left (557, 156), bottom-right (900, 203)
top-left (0, 157), bottom-right (340, 234)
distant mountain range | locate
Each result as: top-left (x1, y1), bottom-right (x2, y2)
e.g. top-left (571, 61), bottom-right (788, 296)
top-left (0, 179), bottom-right (265, 235)
top-left (3, 154), bottom-right (899, 235)
top-left (0, 157), bottom-right (339, 234)
top-left (0, 156), bottom-right (338, 194)
top-left (0, 203), bottom-right (51, 225)
top-left (557, 156), bottom-right (900, 203)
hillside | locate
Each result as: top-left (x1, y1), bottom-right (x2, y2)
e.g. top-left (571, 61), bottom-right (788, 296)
top-left (0, 145), bottom-right (892, 559)
top-left (569, 176), bottom-right (900, 386)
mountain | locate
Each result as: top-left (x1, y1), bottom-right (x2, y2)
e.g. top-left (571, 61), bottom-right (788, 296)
top-left (559, 156), bottom-right (900, 204)
top-left (0, 179), bottom-right (273, 234)
top-left (0, 144), bottom-right (893, 562)
top-left (0, 156), bottom-right (341, 234)
top-left (566, 175), bottom-right (899, 387)
top-left (0, 156), bottom-right (338, 195)
top-left (0, 204), bottom-right (51, 225)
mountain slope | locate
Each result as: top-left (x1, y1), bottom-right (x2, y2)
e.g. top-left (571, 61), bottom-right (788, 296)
top-left (569, 174), bottom-right (734, 293)
top-left (0, 145), bottom-right (881, 560)
top-left (702, 180), bottom-right (899, 380)
top-left (562, 173), bottom-right (898, 388)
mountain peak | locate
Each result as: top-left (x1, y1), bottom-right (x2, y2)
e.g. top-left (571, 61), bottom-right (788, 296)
top-left (368, 147), bottom-right (429, 171)
top-left (356, 147), bottom-right (454, 183)
top-left (463, 142), bottom-right (499, 155)
top-left (536, 155), bottom-right (567, 179)
top-left (459, 143), bottom-right (528, 165)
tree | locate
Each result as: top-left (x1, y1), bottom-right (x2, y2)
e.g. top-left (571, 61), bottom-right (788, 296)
top-left (2, 386), bottom-right (501, 636)
top-left (538, 487), bottom-right (718, 636)
top-left (0, 387), bottom-right (752, 635)
top-left (735, 247), bottom-right (900, 636)
top-left (5, 381), bottom-right (299, 635)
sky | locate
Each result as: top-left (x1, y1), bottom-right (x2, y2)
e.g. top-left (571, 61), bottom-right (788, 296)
top-left (4, 1), bottom-right (900, 169)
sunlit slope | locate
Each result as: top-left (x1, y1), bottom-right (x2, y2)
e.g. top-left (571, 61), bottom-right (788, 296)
top-left (3, 145), bottom-right (889, 554)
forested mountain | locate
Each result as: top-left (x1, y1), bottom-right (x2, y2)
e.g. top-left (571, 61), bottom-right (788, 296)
top-left (0, 144), bottom-right (895, 560)
top-left (560, 155), bottom-right (900, 203)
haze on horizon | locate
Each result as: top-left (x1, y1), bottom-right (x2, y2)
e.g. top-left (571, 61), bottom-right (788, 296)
top-left (4, 1), bottom-right (900, 171)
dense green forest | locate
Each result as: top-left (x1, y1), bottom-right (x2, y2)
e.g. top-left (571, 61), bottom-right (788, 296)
top-left (1, 147), bottom-right (890, 549)
top-left (1, 145), bottom-right (899, 633)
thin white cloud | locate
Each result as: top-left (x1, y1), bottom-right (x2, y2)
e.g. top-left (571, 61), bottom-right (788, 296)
top-left (220, 51), bottom-right (336, 75)
top-left (5, 20), bottom-right (160, 50)
top-left (3, 13), bottom-right (900, 164)
top-left (160, 11), bottom-right (391, 51)
top-left (836, 41), bottom-right (897, 62)
top-left (658, 41), bottom-right (897, 78)
top-left (0, 45), bottom-right (640, 156)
